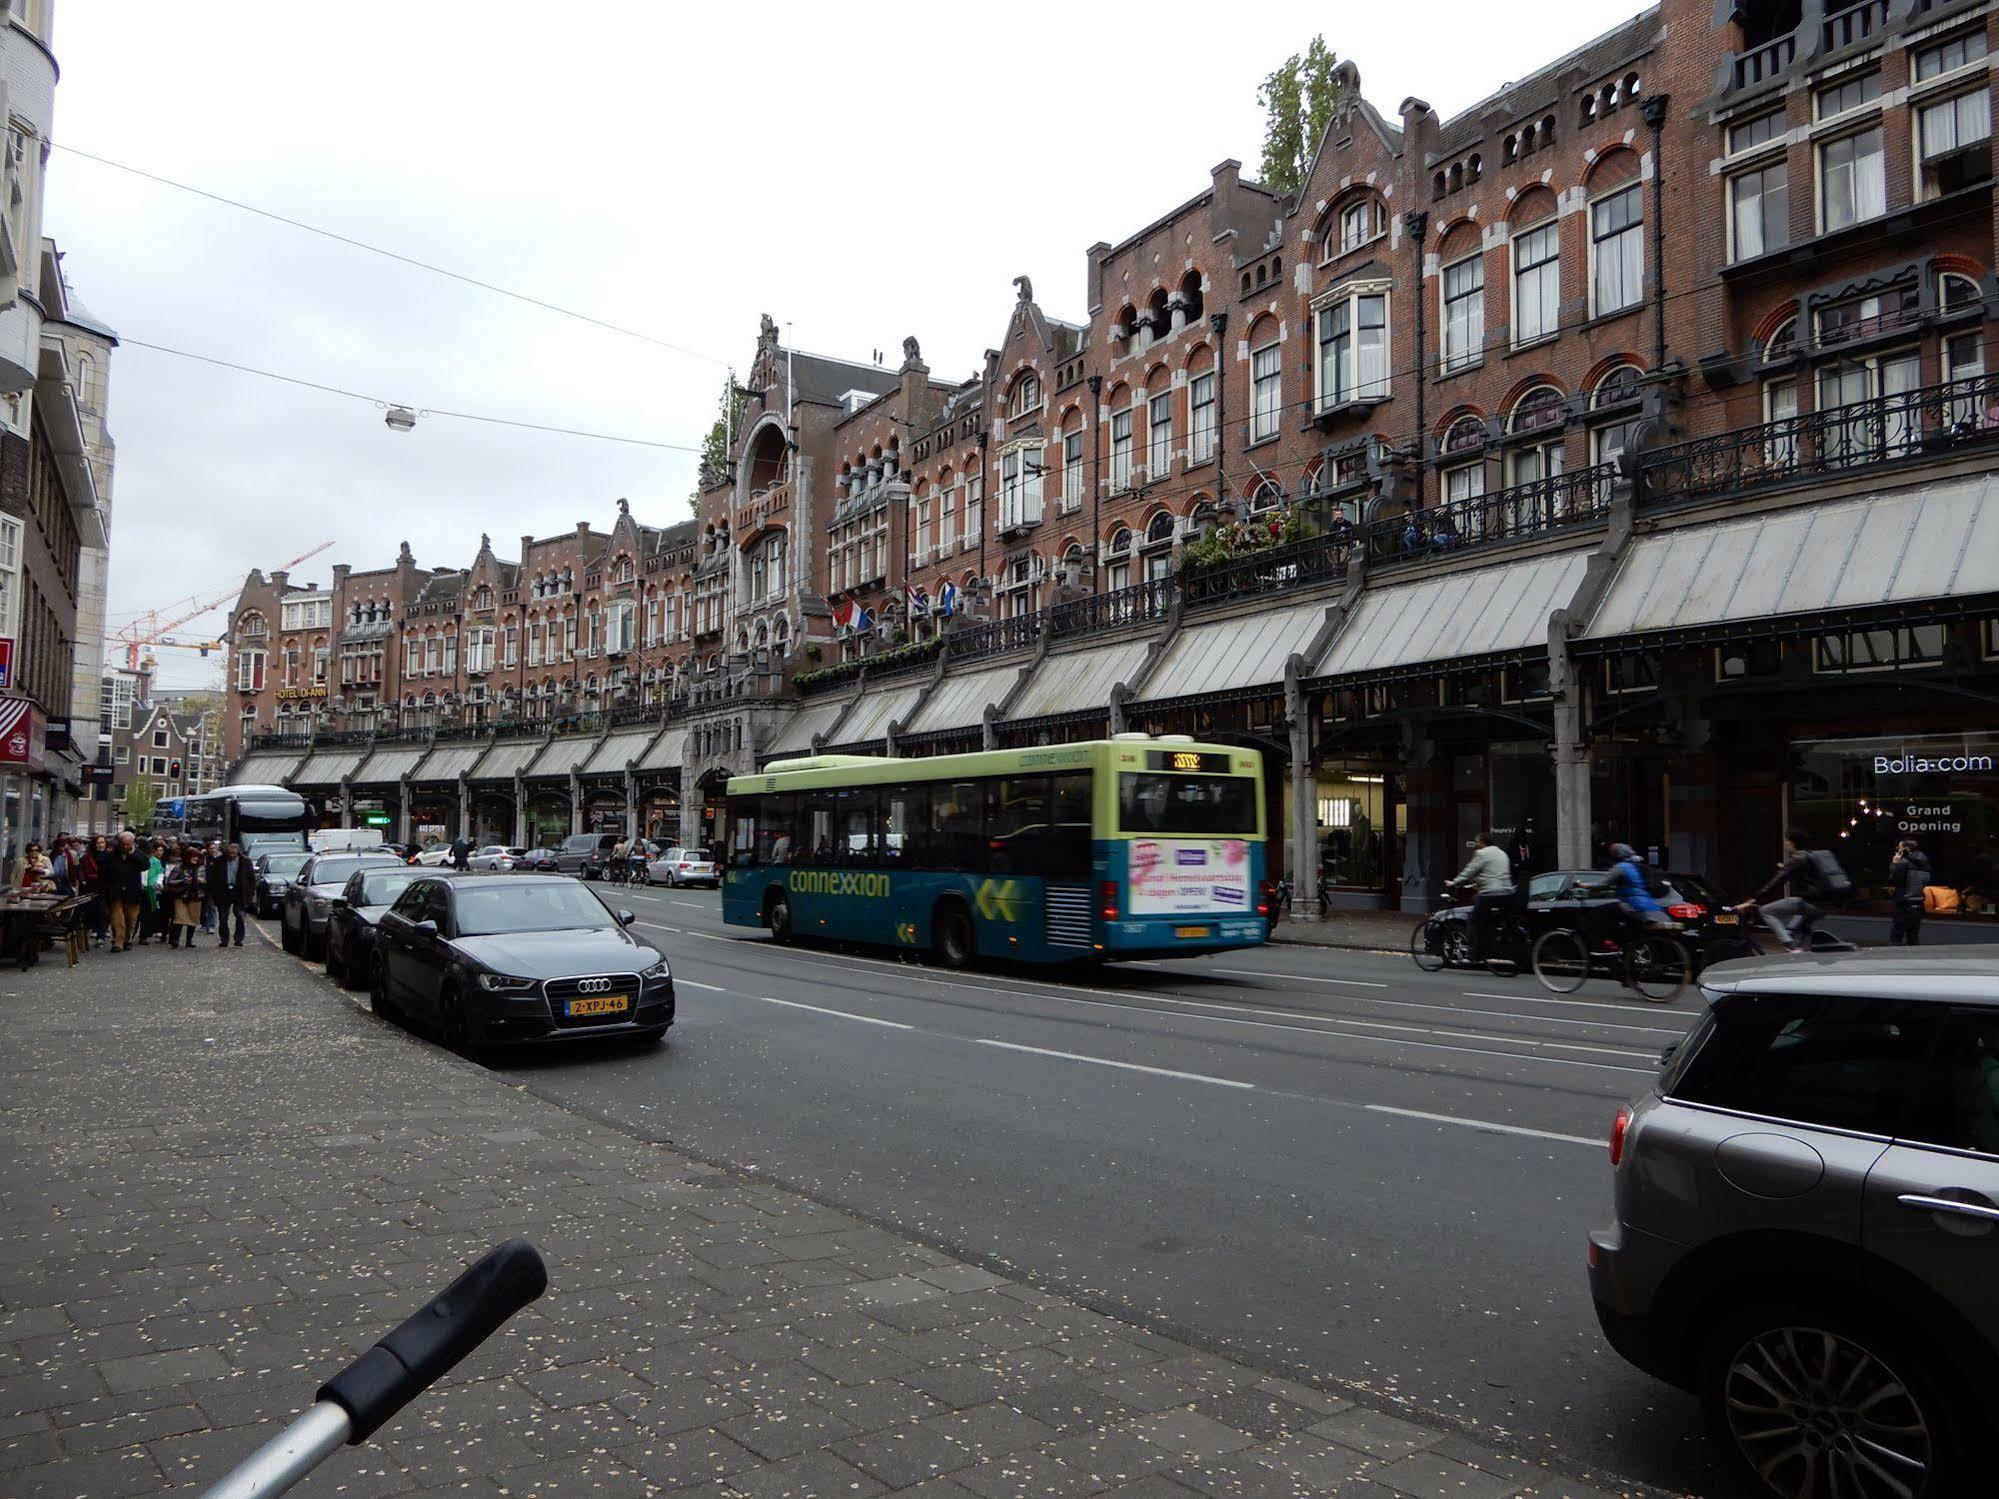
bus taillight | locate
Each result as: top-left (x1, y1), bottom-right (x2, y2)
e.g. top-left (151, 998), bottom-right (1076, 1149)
top-left (1257, 880), bottom-right (1275, 918)
top-left (1099, 881), bottom-right (1120, 921)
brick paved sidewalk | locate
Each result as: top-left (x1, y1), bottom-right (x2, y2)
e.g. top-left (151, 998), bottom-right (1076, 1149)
top-left (0, 939), bottom-right (1652, 1498)
top-left (1266, 910), bottom-right (1419, 953)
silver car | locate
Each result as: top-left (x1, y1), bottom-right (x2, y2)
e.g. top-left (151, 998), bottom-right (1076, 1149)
top-left (1589, 948), bottom-right (1999, 1499)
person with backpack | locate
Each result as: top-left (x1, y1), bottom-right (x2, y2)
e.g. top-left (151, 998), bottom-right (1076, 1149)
top-left (1737, 836), bottom-right (1853, 953)
top-left (1888, 839), bottom-right (1931, 946)
top-left (1604, 843), bottom-right (1680, 933)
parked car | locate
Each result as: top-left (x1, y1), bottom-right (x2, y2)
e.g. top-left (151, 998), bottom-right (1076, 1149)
top-left (281, 851), bottom-right (404, 960)
top-left (645, 846), bottom-right (718, 888)
top-left (1427, 867), bottom-right (1751, 971)
top-left (517, 847), bottom-right (560, 874)
top-left (369, 874), bottom-right (673, 1050)
top-left (324, 865), bottom-right (439, 989)
top-left (468, 845), bottom-right (528, 872)
top-left (553, 832), bottom-right (621, 879)
top-left (1589, 948), bottom-right (1999, 1498)
top-left (253, 851), bottom-right (311, 919)
top-left (414, 843), bottom-right (456, 867)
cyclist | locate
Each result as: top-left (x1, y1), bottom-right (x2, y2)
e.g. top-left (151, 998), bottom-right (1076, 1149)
top-left (608, 837), bottom-right (630, 884)
top-left (627, 840), bottom-right (651, 884)
top-left (1602, 843), bottom-right (1680, 935)
top-left (1450, 830), bottom-right (1516, 965)
top-left (1735, 836), bottom-right (1851, 953)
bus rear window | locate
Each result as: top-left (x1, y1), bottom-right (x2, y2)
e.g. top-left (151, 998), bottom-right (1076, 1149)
top-left (1118, 774), bottom-right (1256, 835)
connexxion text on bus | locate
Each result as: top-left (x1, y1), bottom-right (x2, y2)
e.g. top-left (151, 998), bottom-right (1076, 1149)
top-left (721, 736), bottom-right (1269, 966)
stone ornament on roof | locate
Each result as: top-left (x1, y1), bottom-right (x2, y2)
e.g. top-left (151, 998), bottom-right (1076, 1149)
top-left (1013, 275), bottom-right (1033, 303)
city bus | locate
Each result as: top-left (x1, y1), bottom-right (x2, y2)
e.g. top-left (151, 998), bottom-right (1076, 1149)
top-left (152, 785), bottom-right (314, 855)
top-left (721, 736), bottom-right (1269, 966)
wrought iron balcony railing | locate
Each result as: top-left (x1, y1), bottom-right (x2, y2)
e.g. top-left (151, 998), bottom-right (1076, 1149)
top-left (1181, 533), bottom-right (1352, 606)
top-left (1369, 462), bottom-right (1616, 563)
top-left (1046, 577), bottom-right (1174, 636)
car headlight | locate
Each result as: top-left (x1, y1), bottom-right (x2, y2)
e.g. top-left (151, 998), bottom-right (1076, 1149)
top-left (477, 973), bottom-right (537, 992)
top-left (639, 957), bottom-right (670, 981)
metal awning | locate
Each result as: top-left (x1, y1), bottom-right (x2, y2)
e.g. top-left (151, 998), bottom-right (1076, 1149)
top-left (230, 750), bottom-right (302, 785)
top-left (1010, 640), bottom-right (1152, 722)
top-left (354, 746), bottom-right (428, 784)
top-left (413, 743), bottom-right (485, 782)
top-left (1137, 600), bottom-right (1331, 704)
top-left (901, 664), bottom-right (1022, 735)
top-left (1584, 480), bottom-right (1999, 645)
top-left (638, 727), bottom-right (686, 773)
top-left (765, 700), bottom-right (854, 758)
top-left (289, 750), bottom-right (365, 787)
top-left (1313, 553), bottom-right (1585, 681)
top-left (529, 734), bottom-right (599, 778)
top-left (831, 683), bottom-right (927, 746)
top-left (586, 730), bottom-right (657, 776)
top-left (471, 740), bottom-right (542, 781)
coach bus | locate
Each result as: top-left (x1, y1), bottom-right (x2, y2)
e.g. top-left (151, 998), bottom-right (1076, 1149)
top-left (721, 736), bottom-right (1269, 966)
top-left (153, 784), bottom-right (314, 855)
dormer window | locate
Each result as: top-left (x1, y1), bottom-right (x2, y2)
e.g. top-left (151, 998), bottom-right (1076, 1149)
top-left (1007, 372), bottom-right (1041, 417)
top-left (1331, 197), bottom-right (1385, 260)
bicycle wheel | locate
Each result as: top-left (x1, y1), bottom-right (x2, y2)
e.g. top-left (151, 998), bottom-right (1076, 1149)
top-left (1626, 933), bottom-right (1691, 1003)
top-left (1484, 923), bottom-right (1528, 978)
top-left (1410, 916), bottom-right (1447, 972)
top-left (1532, 927), bottom-right (1591, 994)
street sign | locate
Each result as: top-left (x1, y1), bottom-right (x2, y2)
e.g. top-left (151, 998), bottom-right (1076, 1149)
top-left (363, 813), bottom-right (391, 826)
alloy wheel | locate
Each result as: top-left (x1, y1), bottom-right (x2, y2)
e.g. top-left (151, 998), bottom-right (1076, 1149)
top-left (1721, 1326), bottom-right (1933, 1499)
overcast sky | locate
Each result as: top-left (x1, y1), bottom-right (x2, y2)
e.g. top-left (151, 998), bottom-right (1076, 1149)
top-left (47, 0), bottom-right (1645, 689)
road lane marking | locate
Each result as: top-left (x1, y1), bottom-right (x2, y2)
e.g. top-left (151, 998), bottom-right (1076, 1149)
top-left (1208, 967), bottom-right (1387, 989)
top-left (972, 1038), bottom-right (1253, 1090)
top-left (755, 995), bottom-right (913, 1030)
top-left (1363, 1104), bottom-right (1601, 1149)
top-left (677, 979), bottom-right (728, 992)
top-left (1460, 990), bottom-right (1687, 1017)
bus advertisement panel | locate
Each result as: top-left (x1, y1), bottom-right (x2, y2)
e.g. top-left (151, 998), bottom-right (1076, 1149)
top-left (721, 738), bottom-right (1268, 967)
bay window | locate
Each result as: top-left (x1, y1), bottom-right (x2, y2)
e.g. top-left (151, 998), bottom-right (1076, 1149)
top-left (1511, 220), bottom-right (1560, 345)
top-left (1315, 288), bottom-right (1389, 409)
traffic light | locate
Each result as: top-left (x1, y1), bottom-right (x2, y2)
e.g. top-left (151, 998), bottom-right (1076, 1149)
top-left (169, 758), bottom-right (182, 779)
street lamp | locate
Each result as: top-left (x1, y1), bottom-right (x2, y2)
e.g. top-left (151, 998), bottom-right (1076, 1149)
top-left (384, 406), bottom-right (418, 433)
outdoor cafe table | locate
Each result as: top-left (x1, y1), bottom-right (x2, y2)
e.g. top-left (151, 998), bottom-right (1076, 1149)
top-left (0, 892), bottom-right (85, 968)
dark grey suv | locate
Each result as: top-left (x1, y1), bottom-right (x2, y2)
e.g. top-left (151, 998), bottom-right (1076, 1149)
top-left (1589, 948), bottom-right (1999, 1498)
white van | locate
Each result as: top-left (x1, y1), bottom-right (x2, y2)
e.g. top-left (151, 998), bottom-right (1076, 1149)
top-left (309, 828), bottom-right (386, 853)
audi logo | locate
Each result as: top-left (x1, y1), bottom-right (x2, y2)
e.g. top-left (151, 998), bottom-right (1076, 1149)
top-left (576, 977), bottom-right (613, 994)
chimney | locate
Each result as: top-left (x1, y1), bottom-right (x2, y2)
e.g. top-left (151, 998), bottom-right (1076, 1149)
top-left (272, 570), bottom-right (290, 591)
top-left (1085, 241), bottom-right (1111, 316)
top-left (576, 521), bottom-right (590, 538)
top-left (1398, 97), bottom-right (1439, 179)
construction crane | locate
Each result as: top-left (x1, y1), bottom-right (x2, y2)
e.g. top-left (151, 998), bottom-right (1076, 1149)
top-left (114, 540), bottom-right (334, 672)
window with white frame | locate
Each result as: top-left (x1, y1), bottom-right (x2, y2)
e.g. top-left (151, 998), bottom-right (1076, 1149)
top-left (1109, 409), bottom-right (1134, 491)
top-left (1147, 392), bottom-right (1172, 477)
top-left (1507, 386), bottom-right (1567, 487)
top-left (237, 649), bottom-right (267, 693)
top-left (1729, 159), bottom-right (1789, 260)
top-left (466, 627), bottom-right (495, 674)
top-left (279, 595), bottom-right (333, 632)
top-left (1188, 370), bottom-right (1216, 462)
top-left (999, 444), bottom-right (1044, 528)
top-left (1815, 72), bottom-right (1881, 122)
top-left (1061, 425), bottom-right (1084, 510)
top-left (441, 635), bottom-right (457, 675)
top-left (914, 497), bottom-right (932, 559)
top-left (965, 478), bottom-right (982, 546)
top-left (1819, 127), bottom-right (1885, 230)
top-left (504, 626), bottom-right (518, 667)
top-left (1334, 197), bottom-right (1383, 257)
top-left (1008, 372), bottom-right (1041, 417)
top-left (1315, 287), bottom-right (1389, 409)
top-left (937, 485), bottom-right (956, 554)
top-left (1726, 111), bottom-right (1785, 157)
top-left (1945, 329), bottom-right (1985, 426)
top-left (1816, 352), bottom-right (1919, 468)
top-left (1249, 341), bottom-right (1282, 441)
top-left (1590, 184), bottom-right (1643, 316)
top-left (1105, 527), bottom-right (1133, 592)
top-left (1512, 220), bottom-right (1561, 344)
top-left (605, 601), bottom-right (636, 655)
top-left (1590, 366), bottom-right (1644, 468)
top-left (1441, 254), bottom-right (1484, 371)
top-left (1917, 88), bottom-right (1990, 198)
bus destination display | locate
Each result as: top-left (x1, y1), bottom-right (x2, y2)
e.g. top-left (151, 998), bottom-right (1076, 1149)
top-left (1147, 750), bottom-right (1230, 774)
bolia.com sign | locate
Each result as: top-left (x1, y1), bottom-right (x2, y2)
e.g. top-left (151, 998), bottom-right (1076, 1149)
top-left (1866, 744), bottom-right (1995, 837)
top-left (1874, 750), bottom-right (1996, 774)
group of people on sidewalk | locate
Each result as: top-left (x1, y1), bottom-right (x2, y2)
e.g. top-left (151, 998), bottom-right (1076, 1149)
top-left (15, 831), bottom-right (257, 951)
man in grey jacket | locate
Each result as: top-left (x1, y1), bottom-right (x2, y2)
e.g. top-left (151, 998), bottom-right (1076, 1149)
top-left (1451, 830), bottom-right (1516, 965)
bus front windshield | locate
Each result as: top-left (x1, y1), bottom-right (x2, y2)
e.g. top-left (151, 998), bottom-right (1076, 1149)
top-left (1118, 773), bottom-right (1257, 836)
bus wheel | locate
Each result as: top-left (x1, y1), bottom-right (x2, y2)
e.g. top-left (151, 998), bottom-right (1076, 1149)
top-left (766, 892), bottom-right (793, 944)
top-left (933, 903), bottom-right (974, 971)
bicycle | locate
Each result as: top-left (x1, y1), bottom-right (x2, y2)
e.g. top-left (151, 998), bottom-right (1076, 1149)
top-left (1410, 891), bottom-right (1529, 975)
top-left (1532, 917), bottom-right (1691, 1002)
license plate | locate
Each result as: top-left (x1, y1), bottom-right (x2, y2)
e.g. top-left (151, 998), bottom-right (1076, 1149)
top-left (1175, 925), bottom-right (1212, 939)
top-left (565, 994), bottom-right (629, 1018)
top-left (1714, 912), bottom-right (1738, 925)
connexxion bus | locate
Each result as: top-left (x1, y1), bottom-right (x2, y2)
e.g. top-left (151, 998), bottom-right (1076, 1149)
top-left (721, 736), bottom-right (1268, 966)
top-left (152, 785), bottom-right (314, 855)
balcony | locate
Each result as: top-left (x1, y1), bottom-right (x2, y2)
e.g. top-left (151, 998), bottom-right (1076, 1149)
top-left (1730, 32), bottom-right (1797, 92)
top-left (948, 613), bottom-right (1045, 664)
top-left (1181, 534), bottom-right (1352, 606)
top-left (1822, 0), bottom-right (1889, 53)
top-left (1369, 463), bottom-right (1617, 564)
top-left (1642, 371), bottom-right (1999, 505)
top-left (736, 481), bottom-right (791, 538)
top-left (1046, 577), bottom-right (1174, 637)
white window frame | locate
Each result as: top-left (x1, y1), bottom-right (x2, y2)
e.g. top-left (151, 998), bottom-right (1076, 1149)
top-left (1249, 342), bottom-right (1282, 442)
top-left (1511, 219), bottom-right (1561, 346)
top-left (999, 442), bottom-right (1044, 528)
top-left (1188, 370), bottom-right (1217, 462)
top-left (1146, 391), bottom-right (1172, 478)
top-left (1061, 427), bottom-right (1084, 511)
top-left (1728, 158), bottom-right (1789, 261)
top-left (1441, 253), bottom-right (1484, 372)
top-left (1589, 183), bottom-right (1644, 317)
top-left (1314, 284), bottom-right (1391, 411)
top-left (1109, 409), bottom-right (1134, 492)
top-left (1915, 87), bottom-right (1991, 200)
top-left (1817, 125), bottom-right (1886, 231)
top-left (1332, 198), bottom-right (1382, 258)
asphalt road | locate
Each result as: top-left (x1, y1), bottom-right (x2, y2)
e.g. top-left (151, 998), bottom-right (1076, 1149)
top-left (276, 886), bottom-right (1724, 1495)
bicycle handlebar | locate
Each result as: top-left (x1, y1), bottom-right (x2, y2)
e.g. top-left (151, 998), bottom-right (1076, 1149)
top-left (316, 1238), bottom-right (548, 1443)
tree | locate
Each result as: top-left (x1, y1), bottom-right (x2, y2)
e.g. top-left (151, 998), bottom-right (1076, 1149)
top-left (1257, 36), bottom-right (1343, 199)
top-left (121, 774), bottom-right (157, 833)
top-left (691, 376), bottom-right (748, 514)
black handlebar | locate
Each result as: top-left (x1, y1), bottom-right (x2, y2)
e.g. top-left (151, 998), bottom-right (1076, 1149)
top-left (316, 1238), bottom-right (548, 1443)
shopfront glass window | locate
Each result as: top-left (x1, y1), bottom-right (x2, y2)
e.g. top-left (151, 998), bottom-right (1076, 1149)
top-left (1315, 766), bottom-right (1389, 890)
top-left (1790, 733), bottom-right (1998, 921)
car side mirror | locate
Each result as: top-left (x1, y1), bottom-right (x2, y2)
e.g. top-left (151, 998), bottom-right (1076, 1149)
top-left (617, 910), bottom-right (637, 926)
top-left (330, 897), bottom-right (348, 910)
top-left (412, 919), bottom-right (439, 938)
top-left (1660, 1042), bottom-right (1679, 1068)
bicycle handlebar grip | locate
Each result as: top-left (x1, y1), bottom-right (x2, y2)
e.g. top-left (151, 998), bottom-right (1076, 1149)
top-left (316, 1238), bottom-right (548, 1443)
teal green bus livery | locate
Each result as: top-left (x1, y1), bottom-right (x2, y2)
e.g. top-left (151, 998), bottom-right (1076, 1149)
top-left (721, 737), bottom-right (1269, 966)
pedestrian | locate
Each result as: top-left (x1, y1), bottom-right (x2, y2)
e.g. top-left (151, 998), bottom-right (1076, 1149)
top-left (1328, 512), bottom-right (1356, 551)
top-left (207, 840), bottom-right (254, 947)
top-left (140, 838), bottom-right (167, 944)
top-left (1736, 836), bottom-right (1854, 953)
top-left (450, 833), bottom-right (471, 871)
top-left (1889, 839), bottom-right (1931, 947)
top-left (200, 840), bottom-right (221, 934)
top-left (1450, 830), bottom-right (1517, 965)
top-left (162, 844), bottom-right (204, 950)
top-left (100, 831), bottom-right (147, 953)
top-left (79, 834), bottom-right (111, 943)
top-left (17, 841), bottom-right (53, 893)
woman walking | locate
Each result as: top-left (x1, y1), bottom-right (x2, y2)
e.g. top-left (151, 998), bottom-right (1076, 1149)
top-left (162, 844), bottom-right (204, 950)
top-left (139, 839), bottom-right (167, 945)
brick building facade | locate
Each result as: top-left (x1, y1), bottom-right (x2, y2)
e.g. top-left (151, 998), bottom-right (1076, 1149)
top-left (231, 0), bottom-right (1999, 937)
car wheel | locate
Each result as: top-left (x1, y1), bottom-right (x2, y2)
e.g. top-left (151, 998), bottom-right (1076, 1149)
top-left (933, 902), bottom-right (975, 971)
top-left (325, 935), bottom-right (343, 984)
top-left (369, 957), bottom-right (400, 1022)
top-left (438, 984), bottom-right (483, 1062)
top-left (281, 912), bottom-right (301, 955)
top-left (766, 892), bottom-right (793, 944)
top-left (1698, 1303), bottom-right (1959, 1499)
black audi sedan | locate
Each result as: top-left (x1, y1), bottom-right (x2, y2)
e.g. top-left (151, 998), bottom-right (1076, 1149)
top-left (369, 874), bottom-right (672, 1052)
top-left (323, 864), bottom-right (439, 990)
top-left (253, 850), bottom-right (311, 919)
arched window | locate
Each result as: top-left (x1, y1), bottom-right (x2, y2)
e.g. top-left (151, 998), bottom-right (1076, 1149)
top-left (1143, 510), bottom-right (1176, 547)
top-left (1103, 527), bottom-right (1134, 593)
top-left (1007, 370), bottom-right (1041, 417)
top-left (1440, 416), bottom-right (1488, 509)
top-left (1763, 315), bottom-right (1798, 361)
top-left (1591, 366), bottom-right (1645, 468)
top-left (1508, 386), bottom-right (1568, 488)
top-left (1941, 271), bottom-right (1982, 311)
top-left (1245, 477), bottom-right (1282, 513)
top-left (1326, 194), bottom-right (1386, 261)
top-left (1177, 269), bottom-right (1205, 326)
top-left (1592, 365), bottom-right (1643, 408)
